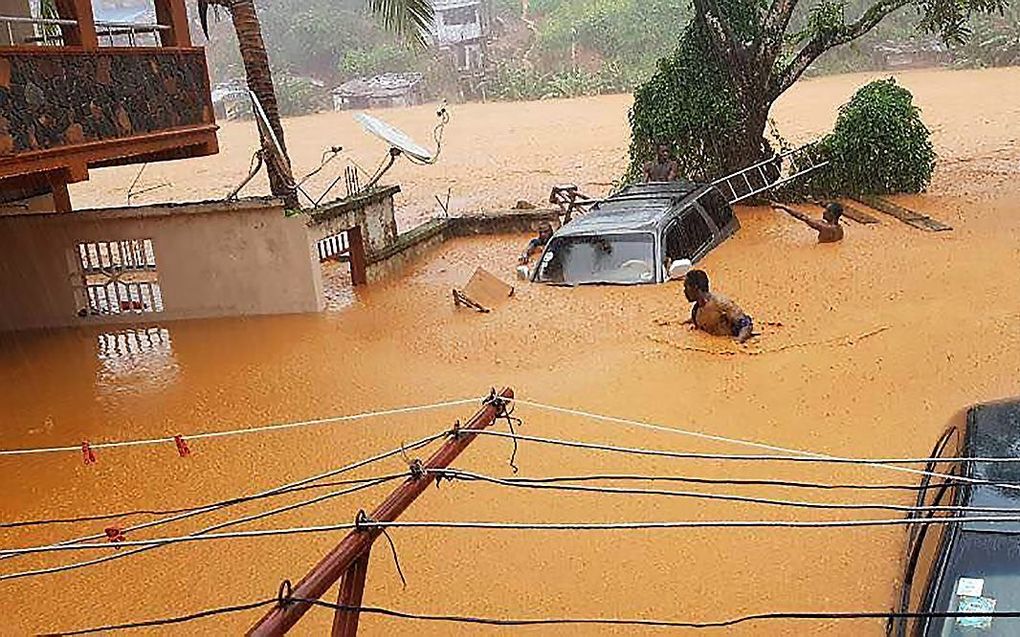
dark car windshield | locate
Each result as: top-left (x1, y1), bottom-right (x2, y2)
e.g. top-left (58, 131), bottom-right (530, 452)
top-left (927, 531), bottom-right (1020, 636)
top-left (535, 234), bottom-right (655, 285)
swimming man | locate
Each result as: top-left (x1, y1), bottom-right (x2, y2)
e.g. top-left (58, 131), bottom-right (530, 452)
top-left (683, 269), bottom-right (753, 343)
top-left (773, 202), bottom-right (844, 243)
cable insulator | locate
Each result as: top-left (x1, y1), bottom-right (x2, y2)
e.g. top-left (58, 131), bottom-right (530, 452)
top-left (81, 441), bottom-right (96, 465)
top-left (103, 527), bottom-right (125, 543)
top-left (173, 435), bottom-right (191, 458)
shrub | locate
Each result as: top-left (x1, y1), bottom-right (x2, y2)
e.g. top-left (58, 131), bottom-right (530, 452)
top-left (803, 78), bottom-right (936, 196)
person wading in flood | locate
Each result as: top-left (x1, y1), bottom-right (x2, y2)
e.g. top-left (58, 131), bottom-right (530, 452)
top-left (682, 269), bottom-right (754, 343)
top-left (773, 202), bottom-right (845, 243)
top-left (519, 221), bottom-right (554, 265)
top-left (643, 143), bottom-right (679, 182)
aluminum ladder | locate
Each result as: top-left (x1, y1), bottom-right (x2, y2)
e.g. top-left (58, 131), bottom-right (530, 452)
top-left (711, 141), bottom-right (830, 205)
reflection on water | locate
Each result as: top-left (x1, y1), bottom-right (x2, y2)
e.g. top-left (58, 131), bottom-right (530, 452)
top-left (321, 260), bottom-right (356, 312)
top-left (96, 327), bottom-right (178, 395)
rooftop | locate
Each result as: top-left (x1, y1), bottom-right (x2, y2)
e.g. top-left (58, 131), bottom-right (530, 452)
top-left (556, 181), bottom-right (702, 237)
top-left (332, 73), bottom-right (424, 98)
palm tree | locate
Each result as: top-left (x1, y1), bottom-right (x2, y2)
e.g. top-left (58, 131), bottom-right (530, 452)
top-left (197, 0), bottom-right (434, 208)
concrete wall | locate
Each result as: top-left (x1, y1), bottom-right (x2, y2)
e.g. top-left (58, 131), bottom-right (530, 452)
top-left (362, 210), bottom-right (561, 283)
top-left (307, 186), bottom-right (399, 257)
top-left (0, 198), bottom-right (322, 331)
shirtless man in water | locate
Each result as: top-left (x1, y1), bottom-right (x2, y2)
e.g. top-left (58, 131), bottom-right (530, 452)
top-left (773, 202), bottom-right (845, 243)
top-left (518, 221), bottom-right (554, 265)
top-left (683, 269), bottom-right (753, 343)
top-left (643, 143), bottom-right (679, 182)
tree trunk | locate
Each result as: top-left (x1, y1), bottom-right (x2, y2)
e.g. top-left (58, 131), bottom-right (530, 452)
top-left (227, 0), bottom-right (299, 208)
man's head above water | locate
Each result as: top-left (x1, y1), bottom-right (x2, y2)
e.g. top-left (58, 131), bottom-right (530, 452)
top-left (538, 221), bottom-right (553, 241)
top-left (655, 143), bottom-right (672, 163)
top-left (684, 269), bottom-right (710, 303)
top-left (823, 202), bottom-right (844, 224)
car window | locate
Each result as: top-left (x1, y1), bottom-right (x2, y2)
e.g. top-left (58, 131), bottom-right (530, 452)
top-left (680, 207), bottom-right (712, 256)
top-left (700, 188), bottom-right (733, 229)
top-left (535, 234), bottom-right (656, 285)
top-left (928, 532), bottom-right (1020, 636)
top-left (663, 208), bottom-right (711, 265)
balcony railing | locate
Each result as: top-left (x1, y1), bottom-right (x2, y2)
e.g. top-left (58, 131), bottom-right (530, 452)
top-left (0, 14), bottom-right (171, 48)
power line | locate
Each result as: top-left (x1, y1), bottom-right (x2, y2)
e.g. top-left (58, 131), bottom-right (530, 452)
top-left (1, 432), bottom-right (442, 567)
top-left (433, 468), bottom-right (1020, 514)
top-left (7, 514), bottom-right (1020, 558)
top-left (471, 428), bottom-right (1005, 465)
top-left (468, 429), bottom-right (1020, 496)
top-left (0, 397), bottom-right (479, 457)
top-left (45, 595), bottom-right (1020, 635)
top-left (0, 475), bottom-right (399, 530)
top-left (491, 472), bottom-right (928, 491)
top-left (0, 433), bottom-right (446, 581)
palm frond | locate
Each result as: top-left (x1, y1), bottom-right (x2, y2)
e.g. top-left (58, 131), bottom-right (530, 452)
top-left (366, 0), bottom-right (435, 50)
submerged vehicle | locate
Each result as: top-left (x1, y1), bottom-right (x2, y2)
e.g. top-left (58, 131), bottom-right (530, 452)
top-left (890, 399), bottom-right (1020, 637)
top-left (530, 181), bottom-right (738, 286)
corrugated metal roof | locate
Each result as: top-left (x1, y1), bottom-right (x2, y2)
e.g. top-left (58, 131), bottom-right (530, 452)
top-left (332, 73), bottom-right (424, 98)
top-left (432, 0), bottom-right (481, 10)
top-left (557, 181), bottom-right (702, 237)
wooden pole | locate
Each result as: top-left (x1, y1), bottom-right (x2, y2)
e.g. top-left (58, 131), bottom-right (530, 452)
top-left (330, 551), bottom-right (370, 637)
top-left (247, 387), bottom-right (514, 636)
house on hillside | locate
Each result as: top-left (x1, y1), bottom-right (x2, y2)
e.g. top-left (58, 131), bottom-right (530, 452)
top-left (331, 73), bottom-right (425, 111)
top-left (431, 0), bottom-right (490, 74)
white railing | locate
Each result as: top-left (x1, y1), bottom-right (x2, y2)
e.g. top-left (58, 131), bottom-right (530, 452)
top-left (0, 15), bottom-right (76, 46)
top-left (0, 14), bottom-right (170, 47)
top-left (95, 20), bottom-right (170, 47)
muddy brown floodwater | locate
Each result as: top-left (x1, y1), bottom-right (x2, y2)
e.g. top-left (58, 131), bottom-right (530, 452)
top-left (3, 67), bottom-right (1020, 636)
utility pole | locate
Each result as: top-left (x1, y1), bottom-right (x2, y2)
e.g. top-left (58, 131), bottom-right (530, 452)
top-left (247, 387), bottom-right (514, 636)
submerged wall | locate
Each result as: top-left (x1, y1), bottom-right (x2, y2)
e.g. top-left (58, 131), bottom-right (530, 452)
top-left (0, 198), bottom-right (321, 331)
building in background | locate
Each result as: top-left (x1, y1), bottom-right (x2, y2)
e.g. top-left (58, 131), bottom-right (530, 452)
top-left (331, 72), bottom-right (425, 111)
top-left (431, 0), bottom-right (491, 97)
top-left (0, 0), bottom-right (216, 212)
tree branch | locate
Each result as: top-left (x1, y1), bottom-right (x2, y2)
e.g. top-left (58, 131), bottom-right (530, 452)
top-left (769, 0), bottom-right (913, 98)
top-left (693, 0), bottom-right (754, 94)
top-left (759, 0), bottom-right (800, 64)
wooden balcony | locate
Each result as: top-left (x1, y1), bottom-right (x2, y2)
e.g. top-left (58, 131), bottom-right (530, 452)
top-left (0, 0), bottom-right (217, 211)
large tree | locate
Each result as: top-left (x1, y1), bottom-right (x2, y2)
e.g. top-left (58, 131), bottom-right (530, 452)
top-left (197, 0), bottom-right (433, 207)
top-left (630, 0), bottom-right (1008, 179)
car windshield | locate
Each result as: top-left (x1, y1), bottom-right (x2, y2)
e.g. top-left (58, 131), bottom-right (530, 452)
top-left (535, 234), bottom-right (655, 285)
top-left (928, 531), bottom-right (1020, 636)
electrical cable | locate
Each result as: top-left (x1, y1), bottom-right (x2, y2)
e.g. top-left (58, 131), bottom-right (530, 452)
top-left (0, 397), bottom-right (477, 457)
top-left (466, 429), bottom-right (1020, 495)
top-left (3, 432), bottom-right (441, 561)
top-left (0, 433), bottom-right (445, 580)
top-left (45, 596), bottom-right (1020, 635)
top-left (431, 468), bottom-right (1020, 515)
top-left (9, 514), bottom-right (1020, 558)
top-left (492, 472), bottom-right (929, 491)
top-left (0, 475), bottom-right (398, 530)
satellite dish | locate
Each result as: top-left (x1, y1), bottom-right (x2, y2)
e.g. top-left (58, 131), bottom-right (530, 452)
top-left (354, 112), bottom-right (434, 163)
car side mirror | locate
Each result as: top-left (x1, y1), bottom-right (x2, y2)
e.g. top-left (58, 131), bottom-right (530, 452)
top-left (515, 265), bottom-right (531, 281)
top-left (668, 259), bottom-right (692, 281)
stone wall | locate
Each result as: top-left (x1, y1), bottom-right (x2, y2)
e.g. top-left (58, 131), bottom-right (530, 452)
top-left (0, 49), bottom-right (212, 155)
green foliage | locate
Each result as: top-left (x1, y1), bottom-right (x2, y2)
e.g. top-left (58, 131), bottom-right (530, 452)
top-left (274, 74), bottom-right (331, 117)
top-left (804, 78), bottom-right (936, 195)
top-left (627, 0), bottom-right (767, 182)
top-left (536, 0), bottom-right (689, 78)
top-left (337, 44), bottom-right (418, 79)
top-left (951, 3), bottom-right (1020, 66)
